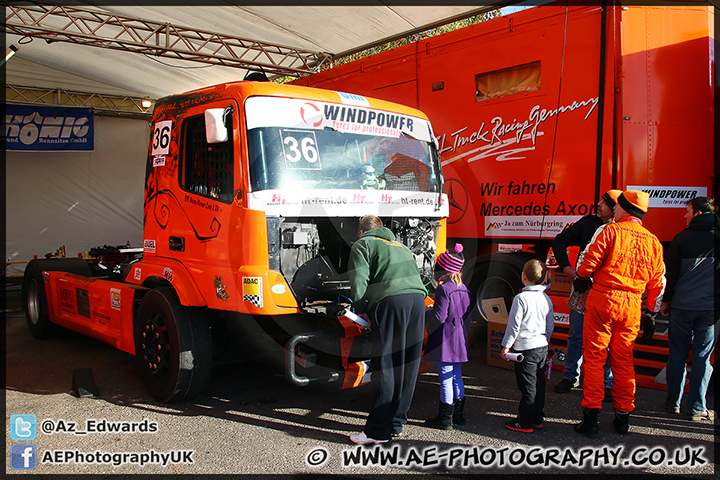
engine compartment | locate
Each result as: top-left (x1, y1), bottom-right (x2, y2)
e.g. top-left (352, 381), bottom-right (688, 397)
top-left (267, 216), bottom-right (440, 315)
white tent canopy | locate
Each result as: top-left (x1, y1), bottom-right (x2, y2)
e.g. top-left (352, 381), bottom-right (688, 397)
top-left (5, 4), bottom-right (506, 99)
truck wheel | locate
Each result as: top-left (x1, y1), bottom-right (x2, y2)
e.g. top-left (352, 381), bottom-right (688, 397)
top-left (470, 262), bottom-right (524, 323)
top-left (134, 288), bottom-right (212, 402)
top-left (22, 263), bottom-right (58, 338)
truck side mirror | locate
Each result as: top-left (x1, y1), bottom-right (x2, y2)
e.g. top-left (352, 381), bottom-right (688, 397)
top-left (204, 108), bottom-right (229, 143)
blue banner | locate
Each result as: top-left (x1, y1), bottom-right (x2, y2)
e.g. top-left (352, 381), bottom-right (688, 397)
top-left (3, 104), bottom-right (94, 151)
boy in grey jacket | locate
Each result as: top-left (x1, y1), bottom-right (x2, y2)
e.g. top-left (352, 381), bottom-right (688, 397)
top-left (501, 259), bottom-right (554, 433)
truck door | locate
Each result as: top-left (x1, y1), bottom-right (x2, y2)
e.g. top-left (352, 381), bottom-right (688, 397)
top-left (154, 99), bottom-right (241, 282)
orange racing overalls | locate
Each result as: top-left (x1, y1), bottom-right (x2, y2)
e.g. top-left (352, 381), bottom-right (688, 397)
top-left (576, 217), bottom-right (665, 412)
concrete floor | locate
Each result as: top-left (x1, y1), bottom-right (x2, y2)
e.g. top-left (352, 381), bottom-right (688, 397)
top-left (4, 287), bottom-right (716, 476)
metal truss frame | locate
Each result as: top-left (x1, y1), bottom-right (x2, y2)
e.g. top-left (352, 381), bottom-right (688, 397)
top-left (3, 2), bottom-right (332, 77)
top-left (5, 84), bottom-right (154, 118)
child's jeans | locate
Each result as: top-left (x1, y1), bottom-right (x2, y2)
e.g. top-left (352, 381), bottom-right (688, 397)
top-left (512, 345), bottom-right (548, 428)
top-left (437, 362), bottom-right (464, 404)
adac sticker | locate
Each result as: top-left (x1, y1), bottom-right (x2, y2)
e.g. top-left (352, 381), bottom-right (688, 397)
top-left (214, 275), bottom-right (229, 301)
top-left (242, 277), bottom-right (263, 308)
top-left (110, 288), bottom-right (122, 311)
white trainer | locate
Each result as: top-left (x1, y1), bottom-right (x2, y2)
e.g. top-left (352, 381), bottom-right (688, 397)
top-left (349, 431), bottom-right (389, 445)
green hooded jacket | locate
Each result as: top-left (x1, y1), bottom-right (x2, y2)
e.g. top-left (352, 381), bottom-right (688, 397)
top-left (348, 227), bottom-right (427, 315)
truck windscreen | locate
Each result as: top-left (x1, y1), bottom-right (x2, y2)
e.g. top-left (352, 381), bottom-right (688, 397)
top-left (247, 127), bottom-right (440, 193)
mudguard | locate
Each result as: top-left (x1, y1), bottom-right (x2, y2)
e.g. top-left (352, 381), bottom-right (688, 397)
top-left (125, 259), bottom-right (205, 307)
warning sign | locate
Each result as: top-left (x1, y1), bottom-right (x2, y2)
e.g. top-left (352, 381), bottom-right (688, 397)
top-left (242, 277), bottom-right (263, 308)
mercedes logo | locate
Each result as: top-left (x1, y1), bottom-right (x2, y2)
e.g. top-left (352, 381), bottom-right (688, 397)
top-left (445, 178), bottom-right (468, 224)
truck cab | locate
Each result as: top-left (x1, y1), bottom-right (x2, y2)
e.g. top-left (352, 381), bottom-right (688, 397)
top-left (22, 81), bottom-right (448, 402)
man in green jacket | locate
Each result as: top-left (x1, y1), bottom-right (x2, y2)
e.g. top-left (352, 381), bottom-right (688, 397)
top-left (348, 215), bottom-right (427, 445)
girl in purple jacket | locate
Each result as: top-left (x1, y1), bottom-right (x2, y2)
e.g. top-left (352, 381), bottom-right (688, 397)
top-left (424, 244), bottom-right (472, 430)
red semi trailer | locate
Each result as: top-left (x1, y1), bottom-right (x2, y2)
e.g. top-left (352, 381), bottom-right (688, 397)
top-left (295, 3), bottom-right (716, 388)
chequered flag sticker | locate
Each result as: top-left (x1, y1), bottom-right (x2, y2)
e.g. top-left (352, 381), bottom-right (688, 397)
top-left (243, 294), bottom-right (262, 307)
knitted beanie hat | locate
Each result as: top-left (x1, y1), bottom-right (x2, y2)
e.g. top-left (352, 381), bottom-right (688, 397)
top-left (436, 243), bottom-right (465, 274)
top-left (602, 189), bottom-right (623, 211)
top-left (617, 190), bottom-right (649, 219)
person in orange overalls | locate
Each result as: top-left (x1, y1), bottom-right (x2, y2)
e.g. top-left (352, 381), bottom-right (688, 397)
top-left (572, 190), bottom-right (665, 435)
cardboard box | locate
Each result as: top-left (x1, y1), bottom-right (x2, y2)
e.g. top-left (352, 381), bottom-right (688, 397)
top-left (487, 317), bottom-right (513, 370)
top-left (549, 268), bottom-right (573, 293)
top-left (484, 298), bottom-right (513, 370)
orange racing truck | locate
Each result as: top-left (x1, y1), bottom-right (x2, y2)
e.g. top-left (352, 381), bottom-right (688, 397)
top-left (294, 4), bottom-right (716, 387)
top-left (22, 82), bottom-right (448, 402)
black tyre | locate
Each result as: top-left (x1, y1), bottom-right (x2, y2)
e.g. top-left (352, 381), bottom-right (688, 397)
top-left (134, 287), bottom-right (212, 402)
top-left (22, 263), bottom-right (58, 338)
top-left (470, 261), bottom-right (524, 323)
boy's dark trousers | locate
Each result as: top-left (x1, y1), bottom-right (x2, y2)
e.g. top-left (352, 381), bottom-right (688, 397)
top-left (512, 345), bottom-right (548, 428)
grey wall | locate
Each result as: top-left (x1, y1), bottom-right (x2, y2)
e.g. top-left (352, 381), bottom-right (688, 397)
top-left (6, 116), bottom-right (150, 276)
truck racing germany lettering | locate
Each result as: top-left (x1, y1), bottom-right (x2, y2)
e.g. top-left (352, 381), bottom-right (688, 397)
top-left (438, 96), bottom-right (599, 163)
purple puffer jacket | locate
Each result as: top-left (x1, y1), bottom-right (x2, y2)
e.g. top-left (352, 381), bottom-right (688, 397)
top-left (423, 280), bottom-right (471, 363)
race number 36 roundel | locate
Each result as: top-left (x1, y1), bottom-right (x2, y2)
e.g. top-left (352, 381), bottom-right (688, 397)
top-left (151, 120), bottom-right (172, 156)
